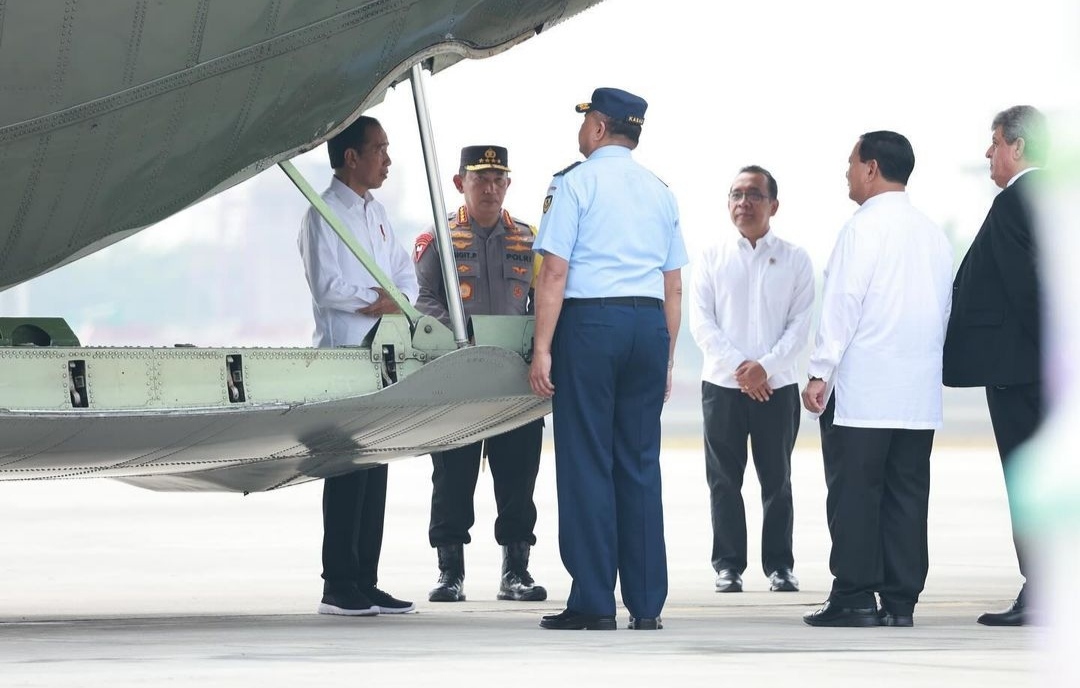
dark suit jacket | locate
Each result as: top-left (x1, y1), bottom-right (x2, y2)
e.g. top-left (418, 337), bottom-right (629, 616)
top-left (943, 171), bottom-right (1042, 387)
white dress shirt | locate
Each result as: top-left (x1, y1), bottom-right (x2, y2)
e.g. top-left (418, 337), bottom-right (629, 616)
top-left (297, 177), bottom-right (419, 348)
top-left (690, 230), bottom-right (814, 389)
top-left (807, 192), bottom-right (953, 429)
top-left (1007, 166), bottom-right (1038, 187)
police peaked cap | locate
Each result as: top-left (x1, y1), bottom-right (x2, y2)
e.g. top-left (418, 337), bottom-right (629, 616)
top-left (461, 145), bottom-right (510, 172)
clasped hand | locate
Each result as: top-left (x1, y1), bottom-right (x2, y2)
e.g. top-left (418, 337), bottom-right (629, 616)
top-left (735, 360), bottom-right (772, 402)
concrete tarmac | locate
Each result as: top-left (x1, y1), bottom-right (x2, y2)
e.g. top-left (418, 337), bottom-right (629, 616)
top-left (0, 439), bottom-right (1041, 687)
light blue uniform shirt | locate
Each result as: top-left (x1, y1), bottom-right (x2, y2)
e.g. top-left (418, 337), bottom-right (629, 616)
top-left (535, 145), bottom-right (687, 299)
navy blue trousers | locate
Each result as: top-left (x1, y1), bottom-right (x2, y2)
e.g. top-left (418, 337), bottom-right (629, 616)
top-left (551, 300), bottom-right (669, 619)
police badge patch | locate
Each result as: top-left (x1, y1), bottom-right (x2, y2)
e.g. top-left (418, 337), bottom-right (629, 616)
top-left (543, 195), bottom-right (553, 214)
top-left (413, 232), bottom-right (434, 263)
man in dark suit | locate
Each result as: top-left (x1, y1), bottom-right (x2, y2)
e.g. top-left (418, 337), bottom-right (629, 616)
top-left (943, 105), bottom-right (1048, 627)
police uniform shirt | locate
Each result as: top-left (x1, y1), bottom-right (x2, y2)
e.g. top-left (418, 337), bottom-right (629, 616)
top-left (535, 145), bottom-right (687, 298)
top-left (689, 230), bottom-right (814, 389)
top-left (413, 206), bottom-right (539, 326)
top-left (807, 191), bottom-right (953, 429)
top-left (297, 176), bottom-right (419, 347)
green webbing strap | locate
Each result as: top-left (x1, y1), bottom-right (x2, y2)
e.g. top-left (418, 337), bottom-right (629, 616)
top-left (279, 160), bottom-right (421, 324)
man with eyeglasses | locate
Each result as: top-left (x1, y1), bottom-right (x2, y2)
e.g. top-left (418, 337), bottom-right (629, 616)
top-left (414, 145), bottom-right (547, 604)
top-left (689, 166), bottom-right (814, 596)
top-left (801, 131), bottom-right (953, 628)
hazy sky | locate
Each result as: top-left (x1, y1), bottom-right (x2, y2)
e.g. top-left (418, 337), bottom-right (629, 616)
top-left (2, 0), bottom-right (1076, 348)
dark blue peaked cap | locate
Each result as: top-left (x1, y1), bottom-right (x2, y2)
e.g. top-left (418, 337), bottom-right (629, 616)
top-left (575, 87), bottom-right (647, 125)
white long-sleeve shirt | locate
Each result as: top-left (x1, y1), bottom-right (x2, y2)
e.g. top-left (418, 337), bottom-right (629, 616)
top-left (297, 177), bottom-right (419, 348)
top-left (690, 230), bottom-right (814, 389)
top-left (807, 191), bottom-right (953, 429)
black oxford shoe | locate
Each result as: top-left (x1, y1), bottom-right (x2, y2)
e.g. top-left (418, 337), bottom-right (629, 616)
top-left (627, 617), bottom-right (662, 630)
top-left (539, 609), bottom-right (617, 630)
top-left (878, 608), bottom-right (914, 627)
top-left (978, 600), bottom-right (1026, 626)
top-left (768, 569), bottom-right (800, 592)
top-left (714, 569), bottom-right (743, 593)
top-left (803, 600), bottom-right (880, 627)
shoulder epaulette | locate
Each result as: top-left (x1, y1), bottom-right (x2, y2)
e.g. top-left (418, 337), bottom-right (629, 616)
top-left (553, 161), bottom-right (582, 177)
top-left (414, 232), bottom-right (435, 263)
top-left (448, 205), bottom-right (469, 229)
top-left (505, 214), bottom-right (534, 234)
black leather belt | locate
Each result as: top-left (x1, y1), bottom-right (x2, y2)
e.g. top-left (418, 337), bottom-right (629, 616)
top-left (564, 296), bottom-right (662, 308)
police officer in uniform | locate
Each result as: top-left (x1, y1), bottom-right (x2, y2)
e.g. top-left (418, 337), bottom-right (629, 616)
top-left (529, 89), bottom-right (687, 631)
top-left (414, 145), bottom-right (547, 603)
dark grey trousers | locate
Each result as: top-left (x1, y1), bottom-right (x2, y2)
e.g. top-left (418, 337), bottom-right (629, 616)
top-left (702, 381), bottom-right (799, 576)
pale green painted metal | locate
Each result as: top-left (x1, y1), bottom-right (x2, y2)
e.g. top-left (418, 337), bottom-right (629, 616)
top-left (0, 312), bottom-right (547, 491)
top-left (0, 318), bottom-right (81, 346)
top-left (0, 341), bottom-right (547, 492)
top-left (468, 315), bottom-right (536, 356)
top-left (0, 351), bottom-right (73, 410)
top-left (278, 160), bottom-right (422, 324)
top-left (0, 344), bottom-right (382, 411)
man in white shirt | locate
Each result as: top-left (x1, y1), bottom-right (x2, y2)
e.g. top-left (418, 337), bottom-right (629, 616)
top-left (298, 115), bottom-right (419, 617)
top-left (689, 166), bottom-right (813, 595)
top-left (801, 131), bottom-right (952, 628)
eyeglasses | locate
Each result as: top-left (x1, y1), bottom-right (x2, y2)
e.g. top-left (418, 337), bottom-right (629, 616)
top-left (728, 190), bottom-right (771, 203)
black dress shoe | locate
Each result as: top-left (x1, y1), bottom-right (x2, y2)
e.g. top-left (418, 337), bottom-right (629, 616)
top-left (714, 569), bottom-right (743, 593)
top-left (539, 609), bottom-right (617, 630)
top-left (878, 608), bottom-right (914, 627)
top-left (978, 600), bottom-right (1026, 626)
top-left (768, 569), bottom-right (800, 592)
top-left (803, 600), bottom-right (880, 627)
top-left (627, 617), bottom-right (662, 630)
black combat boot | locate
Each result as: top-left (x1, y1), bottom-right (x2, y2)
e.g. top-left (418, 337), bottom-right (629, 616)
top-left (428, 544), bottom-right (466, 602)
top-left (497, 542), bottom-right (547, 601)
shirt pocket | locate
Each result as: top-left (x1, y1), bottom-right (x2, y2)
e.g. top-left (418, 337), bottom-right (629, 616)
top-left (760, 261), bottom-right (798, 311)
top-left (502, 260), bottom-right (532, 314)
top-left (454, 255), bottom-right (481, 303)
